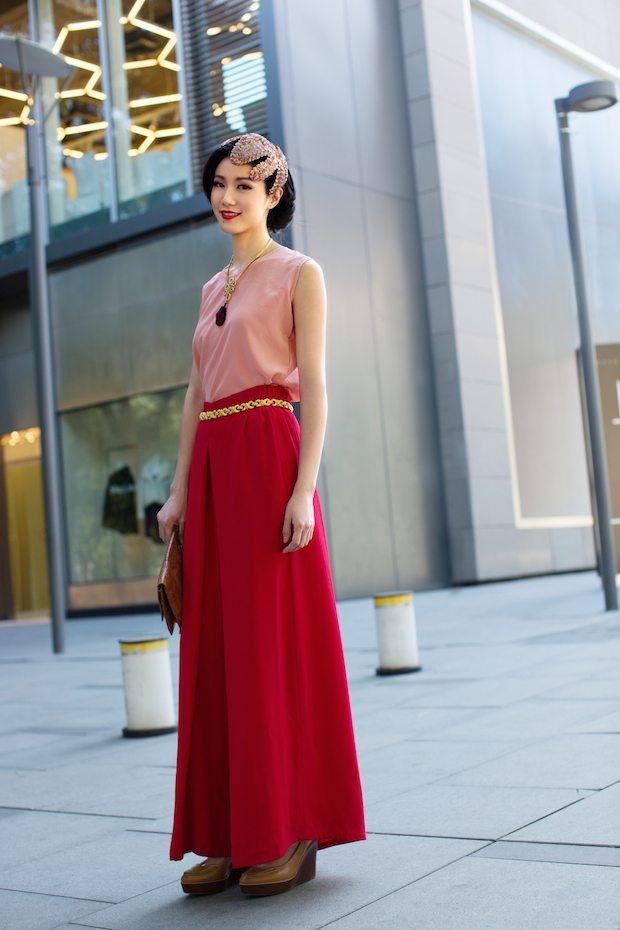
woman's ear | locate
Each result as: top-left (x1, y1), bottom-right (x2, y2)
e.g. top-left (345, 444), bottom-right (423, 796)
top-left (269, 185), bottom-right (283, 208)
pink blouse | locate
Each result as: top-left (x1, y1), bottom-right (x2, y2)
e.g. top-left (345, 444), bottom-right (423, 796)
top-left (192, 245), bottom-right (311, 403)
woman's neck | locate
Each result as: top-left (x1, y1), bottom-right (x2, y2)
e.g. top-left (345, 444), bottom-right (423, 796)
top-left (230, 229), bottom-right (273, 268)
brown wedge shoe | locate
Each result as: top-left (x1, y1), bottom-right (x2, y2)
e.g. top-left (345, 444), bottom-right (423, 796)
top-left (181, 856), bottom-right (245, 895)
top-left (239, 840), bottom-right (318, 896)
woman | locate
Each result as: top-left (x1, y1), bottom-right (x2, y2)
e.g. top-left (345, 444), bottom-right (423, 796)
top-left (158, 132), bottom-right (366, 898)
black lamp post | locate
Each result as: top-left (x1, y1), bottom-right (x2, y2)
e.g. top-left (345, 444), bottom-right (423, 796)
top-left (555, 79), bottom-right (618, 611)
top-left (0, 35), bottom-right (73, 650)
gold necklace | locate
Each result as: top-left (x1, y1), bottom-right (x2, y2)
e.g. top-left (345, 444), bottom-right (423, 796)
top-left (215, 237), bottom-right (273, 326)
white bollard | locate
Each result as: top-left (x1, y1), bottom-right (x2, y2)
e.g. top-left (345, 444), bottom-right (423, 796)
top-left (119, 637), bottom-right (177, 737)
top-left (373, 591), bottom-right (422, 675)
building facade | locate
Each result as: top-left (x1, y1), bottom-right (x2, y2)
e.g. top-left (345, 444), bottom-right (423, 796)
top-left (1, 0), bottom-right (619, 618)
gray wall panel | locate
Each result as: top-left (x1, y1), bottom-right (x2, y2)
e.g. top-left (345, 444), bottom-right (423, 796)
top-left (51, 221), bottom-right (229, 411)
top-left (272, 0), bottom-right (449, 594)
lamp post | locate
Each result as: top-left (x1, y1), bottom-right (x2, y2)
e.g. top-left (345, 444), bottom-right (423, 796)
top-left (555, 79), bottom-right (618, 611)
top-left (0, 35), bottom-right (73, 651)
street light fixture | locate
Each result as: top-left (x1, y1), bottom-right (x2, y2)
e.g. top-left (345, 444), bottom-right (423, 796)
top-left (0, 34), bottom-right (72, 651)
top-left (555, 79), bottom-right (618, 611)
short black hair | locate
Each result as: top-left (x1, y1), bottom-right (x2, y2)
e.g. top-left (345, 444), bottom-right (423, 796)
top-left (202, 138), bottom-right (295, 232)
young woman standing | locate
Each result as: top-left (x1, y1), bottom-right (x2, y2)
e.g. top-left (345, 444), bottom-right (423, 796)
top-left (158, 132), bottom-right (366, 897)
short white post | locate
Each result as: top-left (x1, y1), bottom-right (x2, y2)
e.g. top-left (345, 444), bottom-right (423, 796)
top-left (373, 591), bottom-right (422, 675)
top-left (119, 637), bottom-right (177, 737)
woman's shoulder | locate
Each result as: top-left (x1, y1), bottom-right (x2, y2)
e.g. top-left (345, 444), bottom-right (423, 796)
top-left (269, 244), bottom-right (316, 268)
top-left (268, 245), bottom-right (323, 286)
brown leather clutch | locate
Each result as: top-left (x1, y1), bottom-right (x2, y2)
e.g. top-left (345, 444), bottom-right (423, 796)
top-left (157, 524), bottom-right (182, 635)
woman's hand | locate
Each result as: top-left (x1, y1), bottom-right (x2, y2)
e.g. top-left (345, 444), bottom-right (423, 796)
top-left (157, 493), bottom-right (187, 544)
top-left (282, 488), bottom-right (315, 553)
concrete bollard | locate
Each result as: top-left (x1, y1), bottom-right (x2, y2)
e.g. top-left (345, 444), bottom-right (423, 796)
top-left (373, 591), bottom-right (422, 675)
top-left (119, 637), bottom-right (177, 738)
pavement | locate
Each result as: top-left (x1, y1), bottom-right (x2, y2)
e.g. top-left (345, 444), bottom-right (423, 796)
top-left (1, 569), bottom-right (619, 930)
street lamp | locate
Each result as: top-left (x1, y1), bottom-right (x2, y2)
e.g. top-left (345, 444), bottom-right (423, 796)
top-left (555, 79), bottom-right (618, 611)
top-left (0, 35), bottom-right (73, 651)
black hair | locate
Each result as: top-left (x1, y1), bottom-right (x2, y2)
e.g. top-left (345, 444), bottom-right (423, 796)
top-left (201, 138), bottom-right (295, 232)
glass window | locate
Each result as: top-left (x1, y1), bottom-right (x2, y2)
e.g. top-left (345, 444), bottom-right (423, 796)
top-left (0, 1), bottom-right (31, 256)
top-left (60, 388), bottom-right (185, 587)
top-left (205, 0), bottom-right (268, 143)
top-left (105, 0), bottom-right (188, 218)
top-left (0, 0), bottom-right (269, 253)
top-left (38, 0), bottom-right (112, 240)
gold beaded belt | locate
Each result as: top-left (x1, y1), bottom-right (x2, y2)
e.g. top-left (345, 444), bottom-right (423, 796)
top-left (199, 397), bottom-right (294, 420)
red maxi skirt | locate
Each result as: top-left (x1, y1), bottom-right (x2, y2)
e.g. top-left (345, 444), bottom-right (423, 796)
top-left (169, 383), bottom-right (366, 866)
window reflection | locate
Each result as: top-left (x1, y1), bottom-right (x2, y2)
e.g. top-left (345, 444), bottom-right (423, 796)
top-left (205, 0), bottom-right (267, 140)
top-left (108, 0), bottom-right (187, 216)
top-left (38, 0), bottom-right (111, 238)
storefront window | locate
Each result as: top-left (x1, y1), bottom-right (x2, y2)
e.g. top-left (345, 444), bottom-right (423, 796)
top-left (60, 388), bottom-right (185, 588)
top-left (0, 1), bottom-right (31, 256)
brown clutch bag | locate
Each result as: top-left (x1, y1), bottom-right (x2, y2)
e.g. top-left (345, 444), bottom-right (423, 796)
top-left (157, 524), bottom-right (183, 635)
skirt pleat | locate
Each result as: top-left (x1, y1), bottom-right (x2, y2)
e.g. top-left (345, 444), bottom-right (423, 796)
top-left (169, 383), bottom-right (366, 867)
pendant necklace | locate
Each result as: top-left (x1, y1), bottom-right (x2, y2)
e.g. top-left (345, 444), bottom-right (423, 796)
top-left (216, 237), bottom-right (273, 326)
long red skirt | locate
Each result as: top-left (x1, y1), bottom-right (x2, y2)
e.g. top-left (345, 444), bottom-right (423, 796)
top-left (169, 383), bottom-right (366, 866)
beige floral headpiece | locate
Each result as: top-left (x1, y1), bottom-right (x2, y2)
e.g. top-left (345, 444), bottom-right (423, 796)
top-left (223, 132), bottom-right (289, 193)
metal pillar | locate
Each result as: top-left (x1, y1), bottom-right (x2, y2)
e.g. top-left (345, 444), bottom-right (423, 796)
top-left (26, 77), bottom-right (68, 651)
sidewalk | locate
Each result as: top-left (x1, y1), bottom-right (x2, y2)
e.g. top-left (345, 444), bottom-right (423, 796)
top-left (1, 570), bottom-right (619, 930)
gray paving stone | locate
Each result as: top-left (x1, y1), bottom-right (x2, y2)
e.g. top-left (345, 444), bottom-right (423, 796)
top-left (323, 857), bottom-right (620, 929)
top-left (540, 677), bottom-right (620, 700)
top-left (395, 675), bottom-right (572, 707)
top-left (365, 782), bottom-right (592, 839)
top-left (507, 781), bottom-right (620, 846)
top-left (572, 708), bottom-right (620, 733)
top-left (0, 888), bottom-right (110, 930)
top-left (65, 834), bottom-right (486, 930)
top-left (0, 810), bottom-right (150, 871)
top-left (0, 759), bottom-right (173, 818)
top-left (433, 698), bottom-right (620, 741)
top-left (471, 839), bottom-right (620, 867)
top-left (359, 737), bottom-right (532, 803)
top-left (524, 658), bottom-right (619, 679)
top-left (436, 734), bottom-right (620, 789)
top-left (0, 829), bottom-right (181, 903)
top-left (353, 705), bottom-right (484, 751)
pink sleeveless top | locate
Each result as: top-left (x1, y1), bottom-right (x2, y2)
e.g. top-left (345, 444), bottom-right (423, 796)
top-left (192, 245), bottom-right (311, 403)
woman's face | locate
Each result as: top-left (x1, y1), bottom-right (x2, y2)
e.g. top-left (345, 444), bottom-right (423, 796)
top-left (211, 156), bottom-right (280, 233)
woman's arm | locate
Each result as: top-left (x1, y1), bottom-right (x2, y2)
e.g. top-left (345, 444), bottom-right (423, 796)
top-left (282, 258), bottom-right (328, 553)
top-left (157, 360), bottom-right (204, 544)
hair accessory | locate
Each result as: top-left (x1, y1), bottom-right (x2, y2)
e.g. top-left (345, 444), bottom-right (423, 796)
top-left (223, 132), bottom-right (289, 193)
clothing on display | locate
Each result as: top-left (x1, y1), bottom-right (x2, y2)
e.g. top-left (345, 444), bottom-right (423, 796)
top-left (102, 465), bottom-right (138, 535)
